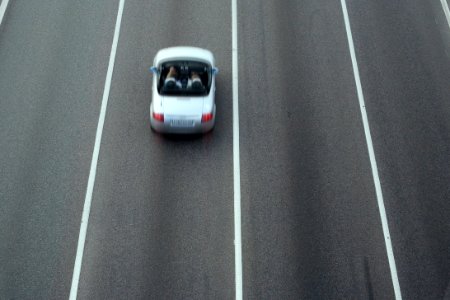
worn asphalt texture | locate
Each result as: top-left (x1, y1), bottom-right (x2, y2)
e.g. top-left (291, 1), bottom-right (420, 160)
top-left (1, 0), bottom-right (449, 299)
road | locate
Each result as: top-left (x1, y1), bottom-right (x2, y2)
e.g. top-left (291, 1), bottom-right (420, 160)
top-left (1, 0), bottom-right (449, 299)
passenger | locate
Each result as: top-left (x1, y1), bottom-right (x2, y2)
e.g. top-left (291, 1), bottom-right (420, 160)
top-left (164, 66), bottom-right (181, 88)
top-left (188, 71), bottom-right (203, 89)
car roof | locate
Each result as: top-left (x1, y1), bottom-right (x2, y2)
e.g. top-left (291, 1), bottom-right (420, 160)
top-left (153, 46), bottom-right (215, 66)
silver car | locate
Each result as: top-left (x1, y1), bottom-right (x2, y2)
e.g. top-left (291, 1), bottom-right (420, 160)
top-left (149, 46), bottom-right (218, 134)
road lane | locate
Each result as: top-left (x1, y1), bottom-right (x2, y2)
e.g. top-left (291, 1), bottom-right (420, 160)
top-left (0, 0), bottom-right (119, 299)
top-left (69, 1), bottom-right (125, 299)
top-left (75, 1), bottom-right (235, 298)
top-left (3, 1), bottom-right (449, 298)
top-left (346, 0), bottom-right (450, 298)
top-left (340, 0), bottom-right (402, 297)
top-left (238, 1), bottom-right (395, 298)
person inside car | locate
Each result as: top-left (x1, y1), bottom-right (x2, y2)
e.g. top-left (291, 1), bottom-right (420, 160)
top-left (188, 71), bottom-right (203, 89)
top-left (164, 67), bottom-right (204, 90)
top-left (164, 66), bottom-right (181, 89)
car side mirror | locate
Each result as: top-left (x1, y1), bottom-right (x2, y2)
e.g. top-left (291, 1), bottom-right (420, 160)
top-left (212, 67), bottom-right (219, 75)
top-left (149, 66), bottom-right (158, 74)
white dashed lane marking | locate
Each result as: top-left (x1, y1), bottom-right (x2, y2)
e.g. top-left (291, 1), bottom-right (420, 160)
top-left (340, 0), bottom-right (402, 299)
top-left (231, 0), bottom-right (243, 299)
top-left (0, 0), bottom-right (11, 26)
top-left (69, 0), bottom-right (126, 299)
top-left (440, 0), bottom-right (450, 29)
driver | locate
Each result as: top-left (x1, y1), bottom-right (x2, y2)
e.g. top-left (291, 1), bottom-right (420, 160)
top-left (164, 66), bottom-right (181, 88)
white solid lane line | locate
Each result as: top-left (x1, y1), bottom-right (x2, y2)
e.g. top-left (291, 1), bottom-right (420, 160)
top-left (69, 0), bottom-right (125, 299)
top-left (339, 0), bottom-right (403, 299)
top-left (440, 0), bottom-right (450, 29)
top-left (0, 0), bottom-right (10, 26)
top-left (231, 0), bottom-right (243, 299)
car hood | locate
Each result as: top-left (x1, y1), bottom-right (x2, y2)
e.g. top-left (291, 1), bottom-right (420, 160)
top-left (162, 96), bottom-right (204, 117)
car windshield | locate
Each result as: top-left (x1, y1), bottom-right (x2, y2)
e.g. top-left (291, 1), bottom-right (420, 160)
top-left (158, 61), bottom-right (211, 96)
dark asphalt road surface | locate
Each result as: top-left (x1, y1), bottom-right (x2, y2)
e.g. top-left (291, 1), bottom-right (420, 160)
top-left (0, 0), bottom-right (117, 298)
top-left (347, 0), bottom-right (450, 299)
top-left (1, 0), bottom-right (449, 299)
top-left (76, 1), bottom-right (234, 299)
top-left (238, 1), bottom-right (393, 299)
